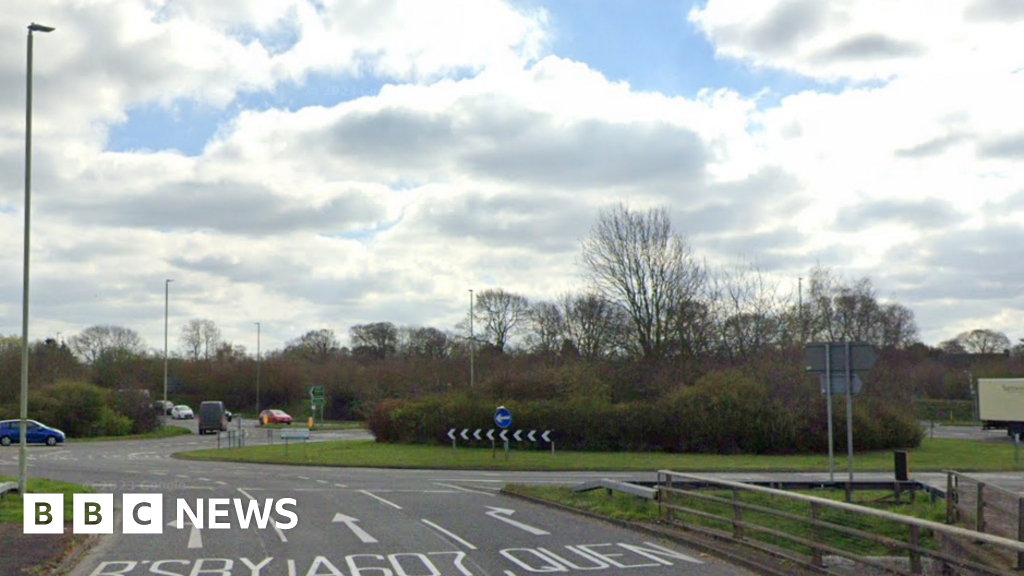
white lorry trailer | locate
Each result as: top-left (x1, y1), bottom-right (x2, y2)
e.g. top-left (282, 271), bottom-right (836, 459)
top-left (979, 378), bottom-right (1024, 436)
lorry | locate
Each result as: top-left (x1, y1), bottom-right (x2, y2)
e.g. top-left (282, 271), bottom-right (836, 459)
top-left (979, 378), bottom-right (1024, 436)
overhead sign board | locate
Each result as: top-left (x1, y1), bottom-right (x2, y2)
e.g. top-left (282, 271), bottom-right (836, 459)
top-left (805, 342), bottom-right (877, 373)
top-left (494, 406), bottom-right (512, 430)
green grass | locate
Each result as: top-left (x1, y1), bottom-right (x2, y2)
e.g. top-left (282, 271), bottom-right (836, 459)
top-left (0, 476), bottom-right (93, 524)
top-left (506, 485), bottom-right (946, 557)
top-left (177, 437), bottom-right (1024, 472)
top-left (70, 425), bottom-right (192, 443)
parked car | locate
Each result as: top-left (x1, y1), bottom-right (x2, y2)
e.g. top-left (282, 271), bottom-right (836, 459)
top-left (258, 409), bottom-right (292, 425)
top-left (0, 420), bottom-right (66, 446)
top-left (171, 405), bottom-right (194, 420)
top-left (153, 400), bottom-right (174, 415)
top-left (198, 401), bottom-right (228, 434)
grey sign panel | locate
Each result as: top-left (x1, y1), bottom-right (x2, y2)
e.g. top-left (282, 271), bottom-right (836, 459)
top-left (819, 374), bottom-right (863, 396)
top-left (805, 342), bottom-right (877, 373)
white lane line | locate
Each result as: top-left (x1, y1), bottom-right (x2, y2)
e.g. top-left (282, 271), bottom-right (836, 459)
top-left (316, 479), bottom-right (328, 484)
top-left (435, 482), bottom-right (496, 497)
top-left (298, 476), bottom-right (310, 480)
top-left (360, 490), bottom-right (402, 510)
top-left (176, 475), bottom-right (189, 479)
top-left (270, 518), bottom-right (289, 543)
top-left (215, 481), bottom-right (227, 486)
top-left (198, 477), bottom-right (211, 482)
top-left (334, 483), bottom-right (348, 488)
top-left (237, 488), bottom-right (257, 500)
top-left (421, 519), bottom-right (477, 550)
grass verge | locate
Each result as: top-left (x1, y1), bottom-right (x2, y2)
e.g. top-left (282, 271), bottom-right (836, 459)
top-left (0, 476), bottom-right (93, 523)
top-left (177, 437), bottom-right (1022, 472)
top-left (70, 425), bottom-right (192, 443)
top-left (505, 484), bottom-right (946, 557)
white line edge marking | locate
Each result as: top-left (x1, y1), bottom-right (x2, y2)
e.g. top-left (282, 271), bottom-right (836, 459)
top-left (237, 488), bottom-right (256, 500)
top-left (271, 518), bottom-right (288, 543)
top-left (421, 519), bottom-right (477, 550)
top-left (334, 483), bottom-right (347, 488)
top-left (435, 482), bottom-right (496, 497)
top-left (360, 490), bottom-right (403, 509)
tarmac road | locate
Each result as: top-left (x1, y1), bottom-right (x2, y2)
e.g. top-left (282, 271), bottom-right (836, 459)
top-left (1, 426), bottom-right (751, 576)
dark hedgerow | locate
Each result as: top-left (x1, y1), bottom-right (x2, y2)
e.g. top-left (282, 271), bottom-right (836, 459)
top-left (367, 369), bottom-right (923, 454)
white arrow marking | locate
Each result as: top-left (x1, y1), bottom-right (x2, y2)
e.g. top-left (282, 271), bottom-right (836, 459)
top-left (447, 429), bottom-right (456, 441)
top-left (499, 430), bottom-right (508, 441)
top-left (460, 429), bottom-right (469, 441)
top-left (528, 430), bottom-right (536, 442)
top-left (542, 430), bottom-right (551, 442)
top-left (473, 429), bottom-right (482, 440)
top-left (167, 519), bottom-right (203, 549)
top-left (486, 507), bottom-right (549, 535)
top-left (333, 513), bottom-right (378, 543)
top-left (513, 430), bottom-right (523, 441)
top-left (486, 429), bottom-right (495, 441)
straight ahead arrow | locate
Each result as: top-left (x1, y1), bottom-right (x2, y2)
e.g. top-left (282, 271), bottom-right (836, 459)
top-left (528, 430), bottom-right (536, 442)
top-left (499, 430), bottom-right (508, 441)
top-left (486, 429), bottom-right (495, 441)
top-left (333, 513), bottom-right (378, 543)
top-left (167, 519), bottom-right (203, 549)
top-left (460, 429), bottom-right (470, 441)
top-left (513, 430), bottom-right (523, 441)
top-left (486, 507), bottom-right (549, 535)
top-left (473, 429), bottom-right (482, 440)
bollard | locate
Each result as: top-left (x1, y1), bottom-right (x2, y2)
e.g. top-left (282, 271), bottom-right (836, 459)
top-left (1016, 433), bottom-right (1020, 466)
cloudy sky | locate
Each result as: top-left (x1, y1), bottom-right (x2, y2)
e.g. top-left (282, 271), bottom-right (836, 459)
top-left (1, 0), bottom-right (1022, 353)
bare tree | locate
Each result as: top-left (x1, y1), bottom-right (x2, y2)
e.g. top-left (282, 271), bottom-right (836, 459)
top-left (179, 319), bottom-right (221, 361)
top-left (69, 325), bottom-right (147, 363)
top-left (404, 327), bottom-right (450, 359)
top-left (350, 322), bottom-right (399, 359)
top-left (560, 291), bottom-right (626, 360)
top-left (525, 301), bottom-right (564, 355)
top-left (474, 288), bottom-right (529, 352)
top-left (580, 203), bottom-right (705, 361)
top-left (285, 329), bottom-right (340, 362)
top-left (954, 329), bottom-right (1011, 354)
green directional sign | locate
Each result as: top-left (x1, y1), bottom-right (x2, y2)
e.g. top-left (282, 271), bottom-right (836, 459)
top-left (310, 385), bottom-right (324, 400)
top-left (311, 397), bottom-right (325, 407)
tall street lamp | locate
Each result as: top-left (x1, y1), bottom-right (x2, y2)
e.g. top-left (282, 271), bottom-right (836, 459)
top-left (164, 279), bottom-right (173, 406)
top-left (19, 22), bottom-right (55, 495)
top-left (469, 289), bottom-right (474, 388)
top-left (255, 322), bottom-right (261, 414)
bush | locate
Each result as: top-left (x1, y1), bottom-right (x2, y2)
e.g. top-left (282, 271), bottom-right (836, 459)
top-left (367, 368), bottom-right (924, 454)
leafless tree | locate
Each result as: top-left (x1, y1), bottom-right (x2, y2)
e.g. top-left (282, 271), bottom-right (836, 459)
top-left (180, 319), bottom-right (221, 361)
top-left (285, 329), bottom-right (340, 362)
top-left (350, 322), bottom-right (399, 359)
top-left (954, 328), bottom-right (1011, 354)
top-left (525, 301), bottom-right (564, 355)
top-left (580, 203), bottom-right (705, 361)
top-left (474, 288), bottom-right (530, 353)
top-left (714, 261), bottom-right (789, 361)
top-left (402, 327), bottom-right (450, 359)
top-left (69, 325), bottom-right (147, 363)
top-left (560, 291), bottom-right (627, 360)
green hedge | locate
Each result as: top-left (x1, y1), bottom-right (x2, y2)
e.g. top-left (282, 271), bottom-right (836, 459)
top-left (0, 381), bottom-right (149, 438)
top-left (914, 399), bottom-right (975, 422)
top-left (368, 369), bottom-right (923, 454)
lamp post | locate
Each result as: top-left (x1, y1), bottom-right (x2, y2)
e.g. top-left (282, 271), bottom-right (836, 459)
top-left (469, 289), bottom-right (474, 388)
top-left (255, 322), bottom-right (261, 414)
top-left (19, 22), bottom-right (55, 495)
top-left (164, 279), bottom-right (173, 406)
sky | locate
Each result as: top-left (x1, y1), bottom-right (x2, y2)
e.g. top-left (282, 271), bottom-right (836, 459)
top-left (1, 0), bottom-right (1023, 354)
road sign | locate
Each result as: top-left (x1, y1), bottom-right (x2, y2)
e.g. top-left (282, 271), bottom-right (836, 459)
top-left (805, 342), bottom-right (877, 373)
top-left (819, 374), bottom-right (863, 396)
top-left (310, 386), bottom-right (324, 399)
top-left (311, 397), bottom-right (325, 407)
top-left (494, 406), bottom-right (512, 429)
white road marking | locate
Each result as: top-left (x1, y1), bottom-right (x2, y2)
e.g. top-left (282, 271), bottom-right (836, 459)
top-left (333, 513), bottom-right (378, 543)
top-left (271, 518), bottom-right (288, 543)
top-left (486, 507), bottom-right (549, 535)
top-left (435, 482), bottom-right (496, 497)
top-left (334, 483), bottom-right (348, 488)
top-left (237, 488), bottom-right (257, 500)
top-left (421, 519), bottom-right (477, 550)
top-left (298, 476), bottom-right (310, 480)
top-left (215, 481), bottom-right (227, 486)
top-left (360, 490), bottom-right (403, 510)
top-left (316, 479), bottom-right (328, 484)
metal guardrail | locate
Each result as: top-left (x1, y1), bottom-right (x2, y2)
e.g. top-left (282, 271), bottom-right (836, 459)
top-left (658, 470), bottom-right (1024, 576)
top-left (0, 481), bottom-right (17, 497)
top-left (572, 478), bottom-right (658, 500)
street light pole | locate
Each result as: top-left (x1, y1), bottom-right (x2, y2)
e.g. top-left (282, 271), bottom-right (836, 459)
top-left (164, 279), bottom-right (173, 405)
top-left (19, 22), bottom-right (54, 496)
top-left (469, 289), bottom-right (474, 388)
top-left (255, 322), bottom-right (261, 414)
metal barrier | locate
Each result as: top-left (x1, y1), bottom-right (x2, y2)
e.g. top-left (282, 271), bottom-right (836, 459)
top-left (658, 470), bottom-right (1024, 576)
top-left (945, 471), bottom-right (1024, 571)
top-left (0, 481), bottom-right (17, 497)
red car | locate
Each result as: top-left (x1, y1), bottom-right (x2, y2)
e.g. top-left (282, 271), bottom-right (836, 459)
top-left (259, 409), bottom-right (292, 425)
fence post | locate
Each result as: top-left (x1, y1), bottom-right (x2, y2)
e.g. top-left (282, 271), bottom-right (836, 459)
top-left (1017, 497), bottom-right (1024, 569)
top-left (977, 483), bottom-right (985, 533)
top-left (732, 488), bottom-right (743, 540)
top-left (908, 524), bottom-right (922, 574)
top-left (810, 502), bottom-right (823, 567)
top-left (945, 472), bottom-right (954, 524)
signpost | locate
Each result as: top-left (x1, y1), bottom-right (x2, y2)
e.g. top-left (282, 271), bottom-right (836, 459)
top-left (309, 386), bottom-right (325, 427)
top-left (495, 406), bottom-right (512, 460)
top-left (805, 342), bottom-right (877, 495)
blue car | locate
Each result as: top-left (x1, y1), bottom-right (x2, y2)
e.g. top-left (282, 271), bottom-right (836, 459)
top-left (0, 420), bottom-right (66, 446)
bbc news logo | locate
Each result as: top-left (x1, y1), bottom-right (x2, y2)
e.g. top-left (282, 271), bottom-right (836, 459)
top-left (24, 494), bottom-right (298, 534)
